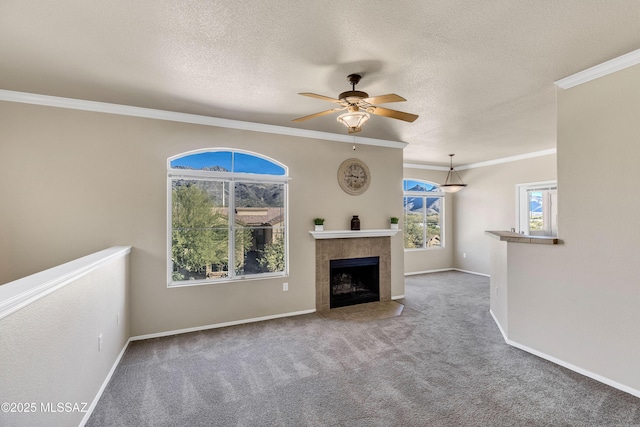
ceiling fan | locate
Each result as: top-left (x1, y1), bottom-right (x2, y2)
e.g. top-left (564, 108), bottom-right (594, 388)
top-left (292, 74), bottom-right (419, 133)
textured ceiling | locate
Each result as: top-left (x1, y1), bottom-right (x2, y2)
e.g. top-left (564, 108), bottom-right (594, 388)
top-left (1, 0), bottom-right (639, 166)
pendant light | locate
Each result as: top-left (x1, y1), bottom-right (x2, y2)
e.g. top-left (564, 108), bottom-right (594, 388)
top-left (441, 154), bottom-right (467, 193)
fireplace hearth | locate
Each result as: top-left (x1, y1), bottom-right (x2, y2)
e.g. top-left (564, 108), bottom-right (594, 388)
top-left (330, 257), bottom-right (379, 308)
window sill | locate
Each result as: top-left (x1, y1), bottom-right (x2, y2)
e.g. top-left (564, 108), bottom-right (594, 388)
top-left (404, 247), bottom-right (444, 252)
top-left (168, 272), bottom-right (288, 288)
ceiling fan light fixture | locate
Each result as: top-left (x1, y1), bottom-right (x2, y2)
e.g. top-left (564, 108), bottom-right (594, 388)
top-left (441, 154), bottom-right (467, 193)
top-left (337, 108), bottom-right (370, 133)
top-left (293, 73), bottom-right (418, 130)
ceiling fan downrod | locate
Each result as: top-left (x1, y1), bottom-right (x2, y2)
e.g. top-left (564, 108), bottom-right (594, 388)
top-left (340, 74), bottom-right (368, 101)
top-left (347, 73), bottom-right (362, 91)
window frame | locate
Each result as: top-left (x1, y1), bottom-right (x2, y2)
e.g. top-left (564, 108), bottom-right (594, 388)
top-left (515, 180), bottom-right (557, 237)
top-left (403, 179), bottom-right (445, 251)
top-left (167, 148), bottom-right (289, 287)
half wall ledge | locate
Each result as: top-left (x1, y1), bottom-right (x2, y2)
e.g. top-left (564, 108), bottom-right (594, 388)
top-left (0, 246), bottom-right (132, 320)
top-left (485, 230), bottom-right (558, 245)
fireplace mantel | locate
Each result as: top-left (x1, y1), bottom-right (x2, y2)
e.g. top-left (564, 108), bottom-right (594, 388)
top-left (309, 229), bottom-right (400, 239)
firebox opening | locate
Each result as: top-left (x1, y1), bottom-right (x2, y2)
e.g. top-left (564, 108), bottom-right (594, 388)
top-left (330, 256), bottom-right (380, 309)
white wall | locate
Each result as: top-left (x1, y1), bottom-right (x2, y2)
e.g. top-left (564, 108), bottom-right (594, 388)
top-left (0, 101), bottom-right (405, 336)
top-left (505, 63), bottom-right (640, 393)
top-left (0, 248), bottom-right (130, 427)
top-left (453, 155), bottom-right (557, 274)
top-left (488, 236), bottom-right (509, 334)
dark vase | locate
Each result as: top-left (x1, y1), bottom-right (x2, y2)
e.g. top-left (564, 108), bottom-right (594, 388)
top-left (351, 215), bottom-right (360, 230)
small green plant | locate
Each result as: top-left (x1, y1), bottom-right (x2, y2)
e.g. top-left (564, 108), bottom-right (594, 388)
top-left (313, 218), bottom-right (325, 225)
top-left (390, 217), bottom-right (399, 224)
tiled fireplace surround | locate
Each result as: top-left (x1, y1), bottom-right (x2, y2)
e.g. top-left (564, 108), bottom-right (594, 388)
top-left (315, 236), bottom-right (392, 313)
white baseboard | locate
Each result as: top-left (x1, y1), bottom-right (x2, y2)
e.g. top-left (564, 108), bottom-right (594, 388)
top-left (391, 295), bottom-right (405, 300)
top-left (452, 268), bottom-right (490, 277)
top-left (405, 268), bottom-right (455, 276)
top-left (405, 268), bottom-right (490, 278)
top-left (489, 309), bottom-right (507, 339)
top-left (489, 309), bottom-right (640, 399)
top-left (79, 338), bottom-right (132, 427)
top-left (130, 309), bottom-right (317, 341)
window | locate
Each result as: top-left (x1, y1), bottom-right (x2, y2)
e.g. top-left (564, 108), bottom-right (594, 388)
top-left (516, 181), bottom-right (557, 237)
top-left (403, 179), bottom-right (444, 249)
top-left (168, 149), bottom-right (288, 286)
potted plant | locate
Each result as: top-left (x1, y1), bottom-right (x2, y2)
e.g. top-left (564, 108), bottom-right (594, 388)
top-left (390, 217), bottom-right (399, 230)
top-left (313, 218), bottom-right (325, 231)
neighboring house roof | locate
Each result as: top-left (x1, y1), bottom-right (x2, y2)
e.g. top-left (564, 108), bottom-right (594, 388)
top-left (212, 207), bottom-right (284, 227)
top-left (235, 207), bottom-right (284, 226)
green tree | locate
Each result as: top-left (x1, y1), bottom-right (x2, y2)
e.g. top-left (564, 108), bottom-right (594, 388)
top-left (259, 236), bottom-right (285, 272)
top-left (172, 184), bottom-right (228, 277)
top-left (426, 213), bottom-right (441, 239)
top-left (404, 213), bottom-right (424, 248)
top-left (233, 225), bottom-right (257, 275)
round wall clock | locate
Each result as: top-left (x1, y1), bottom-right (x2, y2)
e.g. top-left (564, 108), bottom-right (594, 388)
top-left (338, 158), bottom-right (371, 195)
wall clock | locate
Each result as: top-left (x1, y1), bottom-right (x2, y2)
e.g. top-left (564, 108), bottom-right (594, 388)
top-left (338, 158), bottom-right (371, 195)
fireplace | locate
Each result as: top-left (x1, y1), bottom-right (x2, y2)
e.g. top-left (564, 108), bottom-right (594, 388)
top-left (312, 233), bottom-right (394, 313)
top-left (330, 256), bottom-right (379, 308)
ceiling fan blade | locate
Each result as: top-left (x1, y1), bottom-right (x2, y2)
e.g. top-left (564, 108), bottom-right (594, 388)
top-left (292, 107), bottom-right (345, 122)
top-left (366, 106), bottom-right (419, 122)
top-left (298, 93), bottom-right (342, 103)
top-left (362, 94), bottom-right (406, 104)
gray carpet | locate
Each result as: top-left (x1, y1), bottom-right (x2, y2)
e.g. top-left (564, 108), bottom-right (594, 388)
top-left (87, 271), bottom-right (640, 426)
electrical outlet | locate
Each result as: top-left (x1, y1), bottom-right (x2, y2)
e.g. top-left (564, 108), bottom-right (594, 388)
top-left (98, 334), bottom-right (103, 352)
top-left (117, 313), bottom-right (120, 326)
top-left (283, 282), bottom-right (288, 292)
top-left (463, 252), bottom-right (467, 259)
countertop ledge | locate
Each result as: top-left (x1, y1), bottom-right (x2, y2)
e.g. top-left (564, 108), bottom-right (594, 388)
top-left (485, 230), bottom-right (559, 245)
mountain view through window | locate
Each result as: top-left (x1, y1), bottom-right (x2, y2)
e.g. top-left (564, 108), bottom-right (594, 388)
top-left (169, 150), bottom-right (287, 285)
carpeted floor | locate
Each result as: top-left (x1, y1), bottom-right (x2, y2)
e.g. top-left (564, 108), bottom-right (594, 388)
top-left (87, 271), bottom-right (640, 426)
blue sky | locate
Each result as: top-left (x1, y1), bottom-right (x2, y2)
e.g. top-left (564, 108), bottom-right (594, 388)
top-left (171, 151), bottom-right (285, 175)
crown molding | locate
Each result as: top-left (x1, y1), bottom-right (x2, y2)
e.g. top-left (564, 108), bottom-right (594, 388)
top-left (555, 48), bottom-right (640, 89)
top-left (456, 148), bottom-right (556, 170)
top-left (403, 163), bottom-right (449, 171)
top-left (0, 89), bottom-right (408, 149)
top-left (404, 148), bottom-right (556, 171)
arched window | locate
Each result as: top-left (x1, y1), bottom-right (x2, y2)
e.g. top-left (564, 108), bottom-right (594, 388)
top-left (403, 179), bottom-right (444, 250)
top-left (168, 149), bottom-right (288, 286)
